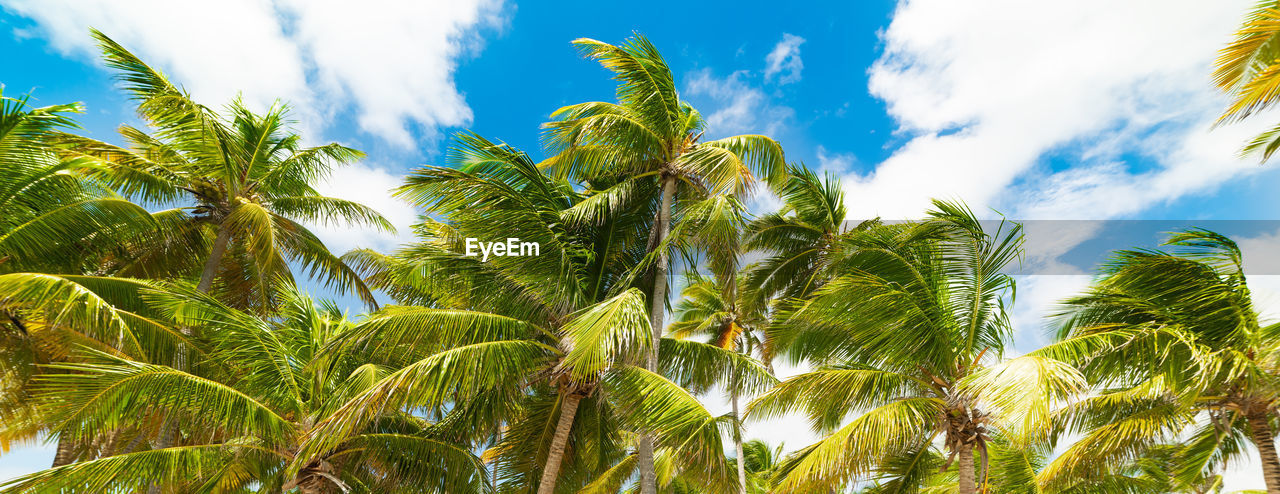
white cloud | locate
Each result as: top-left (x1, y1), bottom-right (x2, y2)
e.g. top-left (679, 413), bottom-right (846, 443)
top-left (736, 358), bottom-right (819, 453)
top-left (2, 0), bottom-right (504, 146)
top-left (6, 0), bottom-right (308, 115)
top-left (764, 33), bottom-right (805, 85)
top-left (684, 33), bottom-right (809, 141)
top-left (816, 145), bottom-right (856, 174)
top-left (1019, 220), bottom-right (1100, 275)
top-left (275, 0), bottom-right (501, 146)
top-left (1008, 275), bottom-right (1092, 353)
top-left (310, 163), bottom-right (419, 253)
top-left (685, 68), bottom-right (794, 137)
top-left (849, 0), bottom-right (1275, 221)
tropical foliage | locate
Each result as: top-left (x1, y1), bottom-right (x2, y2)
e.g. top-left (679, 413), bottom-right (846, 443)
top-left (4, 284), bottom-right (492, 492)
top-left (0, 14), bottom-right (1276, 494)
top-left (0, 89), bottom-right (154, 275)
top-left (1217, 0), bottom-right (1280, 161)
top-left (540, 36), bottom-right (785, 493)
top-left (741, 164), bottom-right (874, 304)
top-left (333, 133), bottom-right (769, 493)
top-left (1035, 230), bottom-right (1280, 493)
top-left (58, 30), bottom-right (392, 310)
top-left (747, 202), bottom-right (1086, 494)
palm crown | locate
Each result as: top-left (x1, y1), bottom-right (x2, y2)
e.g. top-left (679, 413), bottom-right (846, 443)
top-left (541, 35), bottom-right (786, 492)
top-left (1037, 230), bottom-right (1280, 492)
top-left (1, 285), bottom-right (491, 492)
top-left (743, 164), bottom-right (881, 305)
top-left (0, 90), bottom-right (154, 275)
top-left (1215, 0), bottom-right (1280, 160)
top-left (58, 30), bottom-right (392, 310)
top-left (542, 36), bottom-right (786, 197)
top-left (313, 134), bottom-right (769, 493)
top-left (749, 202), bottom-right (1084, 493)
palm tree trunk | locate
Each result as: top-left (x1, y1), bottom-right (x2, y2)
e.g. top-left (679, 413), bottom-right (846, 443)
top-left (1247, 411), bottom-right (1280, 494)
top-left (196, 221), bottom-right (232, 293)
top-left (957, 443), bottom-right (976, 494)
top-left (638, 175), bottom-right (676, 494)
top-left (537, 392), bottom-right (583, 494)
top-left (732, 393), bottom-right (747, 494)
top-left (51, 435), bottom-right (75, 467)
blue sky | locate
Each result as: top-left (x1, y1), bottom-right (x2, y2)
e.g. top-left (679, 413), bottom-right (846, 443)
top-left (1, 1), bottom-right (900, 179)
top-left (6, 0), bottom-right (1279, 229)
top-left (3, 0), bottom-right (1280, 487)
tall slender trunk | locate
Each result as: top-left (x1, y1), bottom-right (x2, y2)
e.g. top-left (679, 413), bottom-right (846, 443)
top-left (537, 392), bottom-right (583, 494)
top-left (638, 175), bottom-right (676, 494)
top-left (727, 261), bottom-right (747, 494)
top-left (1248, 412), bottom-right (1280, 494)
top-left (51, 435), bottom-right (75, 467)
top-left (197, 221), bottom-right (233, 293)
top-left (957, 443), bottom-right (976, 494)
top-left (732, 393), bottom-right (747, 494)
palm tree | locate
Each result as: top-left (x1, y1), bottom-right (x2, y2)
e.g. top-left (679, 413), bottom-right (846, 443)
top-left (1, 90), bottom-right (169, 466)
top-left (1, 285), bottom-right (491, 492)
top-left (987, 439), bottom-right (1226, 493)
top-left (747, 201), bottom-right (1084, 493)
top-left (861, 437), bottom-right (1223, 493)
top-left (737, 439), bottom-right (786, 494)
top-left (57, 30), bottom-right (391, 309)
top-left (1037, 230), bottom-right (1280, 493)
top-left (664, 187), bottom-right (781, 494)
top-left (742, 165), bottom-right (877, 305)
top-left (670, 269), bottom-right (768, 494)
top-left (1215, 0), bottom-right (1280, 160)
top-left (0, 273), bottom-right (193, 466)
top-left (0, 89), bottom-right (154, 275)
top-left (327, 133), bottom-right (764, 492)
top-left (541, 35), bottom-right (786, 493)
